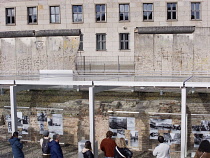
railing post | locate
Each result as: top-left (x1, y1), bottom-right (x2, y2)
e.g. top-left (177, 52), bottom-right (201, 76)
top-left (83, 56), bottom-right (85, 74)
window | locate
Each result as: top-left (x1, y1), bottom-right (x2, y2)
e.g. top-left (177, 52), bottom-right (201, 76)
top-left (143, 3), bottom-right (153, 21)
top-left (96, 4), bottom-right (106, 22)
top-left (28, 7), bottom-right (37, 24)
top-left (191, 2), bottom-right (201, 20)
top-left (79, 34), bottom-right (83, 51)
top-left (50, 6), bottom-right (60, 23)
top-left (6, 8), bottom-right (15, 25)
top-left (119, 4), bottom-right (129, 21)
top-left (72, 5), bottom-right (83, 23)
top-left (119, 33), bottom-right (129, 50)
top-left (167, 3), bottom-right (177, 20)
top-left (96, 34), bottom-right (106, 51)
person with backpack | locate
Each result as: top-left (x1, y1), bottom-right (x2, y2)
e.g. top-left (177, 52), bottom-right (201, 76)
top-left (40, 130), bottom-right (52, 158)
top-left (9, 131), bottom-right (24, 158)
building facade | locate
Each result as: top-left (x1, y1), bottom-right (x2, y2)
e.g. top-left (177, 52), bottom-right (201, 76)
top-left (0, 0), bottom-right (209, 74)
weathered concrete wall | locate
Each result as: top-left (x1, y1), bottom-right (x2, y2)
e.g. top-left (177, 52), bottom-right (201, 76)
top-left (134, 27), bottom-right (210, 75)
top-left (0, 36), bottom-right (79, 75)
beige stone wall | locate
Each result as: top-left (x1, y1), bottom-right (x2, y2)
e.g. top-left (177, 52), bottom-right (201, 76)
top-left (0, 36), bottom-right (79, 75)
top-left (0, 0), bottom-right (209, 60)
top-left (134, 27), bottom-right (210, 75)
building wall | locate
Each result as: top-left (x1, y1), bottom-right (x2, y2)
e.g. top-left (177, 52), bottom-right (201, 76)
top-left (0, 0), bottom-right (209, 60)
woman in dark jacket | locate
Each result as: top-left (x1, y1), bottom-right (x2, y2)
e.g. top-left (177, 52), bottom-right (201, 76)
top-left (194, 140), bottom-right (210, 158)
top-left (114, 138), bottom-right (133, 158)
top-left (82, 141), bottom-right (94, 158)
top-left (9, 131), bottom-right (24, 158)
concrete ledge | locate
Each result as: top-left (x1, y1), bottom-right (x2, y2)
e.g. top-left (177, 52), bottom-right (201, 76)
top-left (135, 26), bottom-right (195, 34)
top-left (0, 29), bottom-right (81, 38)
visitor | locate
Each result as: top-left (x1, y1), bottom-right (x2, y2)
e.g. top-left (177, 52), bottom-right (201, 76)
top-left (194, 140), bottom-right (210, 158)
top-left (114, 137), bottom-right (133, 158)
top-left (153, 136), bottom-right (170, 158)
top-left (100, 131), bottom-right (116, 158)
top-left (48, 134), bottom-right (63, 158)
top-left (9, 131), bottom-right (24, 158)
top-left (40, 130), bottom-right (52, 158)
top-left (82, 140), bottom-right (94, 158)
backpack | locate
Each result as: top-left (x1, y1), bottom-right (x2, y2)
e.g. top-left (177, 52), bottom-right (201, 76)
top-left (42, 138), bottom-right (50, 154)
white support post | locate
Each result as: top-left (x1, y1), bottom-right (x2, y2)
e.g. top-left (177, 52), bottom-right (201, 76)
top-left (10, 86), bottom-right (17, 134)
top-left (181, 87), bottom-right (187, 158)
top-left (89, 87), bottom-right (97, 158)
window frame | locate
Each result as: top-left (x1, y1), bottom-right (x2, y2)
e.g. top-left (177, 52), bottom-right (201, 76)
top-left (96, 33), bottom-right (106, 51)
top-left (119, 4), bottom-right (130, 22)
top-left (167, 2), bottom-right (177, 21)
top-left (95, 4), bottom-right (106, 23)
top-left (5, 7), bottom-right (16, 25)
top-left (49, 6), bottom-right (60, 24)
top-left (119, 33), bottom-right (129, 50)
top-left (143, 3), bottom-right (154, 21)
top-left (72, 5), bottom-right (83, 23)
top-left (191, 2), bottom-right (201, 20)
top-left (27, 6), bottom-right (38, 25)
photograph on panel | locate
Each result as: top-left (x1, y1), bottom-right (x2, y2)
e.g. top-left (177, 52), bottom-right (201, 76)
top-left (37, 111), bottom-right (47, 122)
top-left (192, 125), bottom-right (202, 133)
top-left (22, 115), bottom-right (29, 125)
top-left (39, 121), bottom-right (45, 134)
top-left (194, 133), bottom-right (203, 147)
top-left (109, 116), bottom-right (127, 130)
top-left (17, 112), bottom-right (23, 128)
top-left (150, 118), bottom-right (172, 130)
top-left (117, 129), bottom-right (125, 138)
top-left (170, 133), bottom-right (181, 144)
top-left (48, 114), bottom-right (63, 135)
top-left (130, 130), bottom-right (139, 148)
top-left (171, 124), bottom-right (181, 133)
top-left (22, 124), bottom-right (29, 134)
top-left (150, 130), bottom-right (158, 140)
top-left (200, 120), bottom-right (210, 132)
top-left (127, 117), bottom-right (135, 130)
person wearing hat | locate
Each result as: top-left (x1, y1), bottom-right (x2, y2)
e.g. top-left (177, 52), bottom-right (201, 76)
top-left (40, 130), bottom-right (52, 158)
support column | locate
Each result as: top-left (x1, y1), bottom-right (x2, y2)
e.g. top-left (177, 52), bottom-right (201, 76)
top-left (181, 87), bottom-right (187, 158)
top-left (89, 86), bottom-right (97, 157)
top-left (10, 86), bottom-right (17, 134)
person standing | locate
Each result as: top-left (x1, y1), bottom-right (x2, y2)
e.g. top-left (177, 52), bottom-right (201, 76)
top-left (100, 131), bottom-right (116, 158)
top-left (40, 130), bottom-right (52, 158)
top-left (48, 134), bottom-right (63, 158)
top-left (114, 138), bottom-right (133, 158)
top-left (153, 136), bottom-right (170, 158)
top-left (9, 131), bottom-right (24, 158)
top-left (194, 140), bottom-right (210, 158)
top-left (82, 141), bottom-right (94, 158)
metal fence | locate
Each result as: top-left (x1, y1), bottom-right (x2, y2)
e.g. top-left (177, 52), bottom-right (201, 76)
top-left (76, 56), bottom-right (135, 74)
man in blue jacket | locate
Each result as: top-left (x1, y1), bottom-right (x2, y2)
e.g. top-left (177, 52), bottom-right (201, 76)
top-left (9, 131), bottom-right (24, 158)
top-left (48, 134), bottom-right (63, 158)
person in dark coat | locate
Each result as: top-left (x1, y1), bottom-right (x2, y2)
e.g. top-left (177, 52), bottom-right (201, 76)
top-left (48, 134), bottom-right (63, 158)
top-left (9, 131), bottom-right (24, 158)
top-left (82, 141), bottom-right (94, 158)
top-left (114, 138), bottom-right (133, 158)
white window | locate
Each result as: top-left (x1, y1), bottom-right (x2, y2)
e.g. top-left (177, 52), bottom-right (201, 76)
top-left (96, 4), bottom-right (106, 22)
top-left (167, 3), bottom-right (177, 20)
top-left (28, 7), bottom-right (37, 24)
top-left (50, 6), bottom-right (60, 23)
top-left (73, 5), bottom-right (83, 23)
top-left (6, 8), bottom-right (15, 25)
top-left (119, 33), bottom-right (129, 50)
top-left (119, 4), bottom-right (129, 21)
top-left (191, 2), bottom-right (201, 20)
top-left (96, 34), bottom-right (106, 51)
top-left (143, 3), bottom-right (153, 21)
